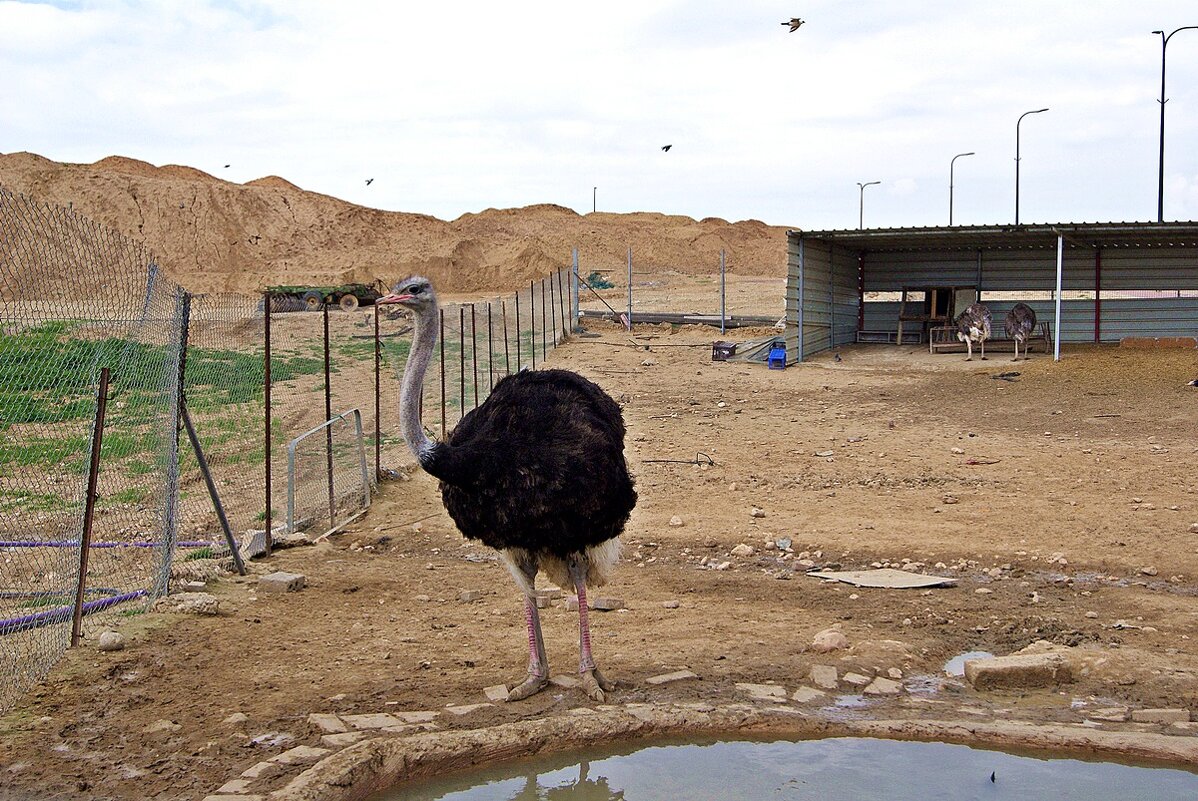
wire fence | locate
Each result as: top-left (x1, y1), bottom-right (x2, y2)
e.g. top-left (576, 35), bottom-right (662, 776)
top-left (0, 185), bottom-right (586, 711)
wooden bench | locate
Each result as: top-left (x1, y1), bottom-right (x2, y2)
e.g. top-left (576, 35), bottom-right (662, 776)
top-left (929, 322), bottom-right (1051, 355)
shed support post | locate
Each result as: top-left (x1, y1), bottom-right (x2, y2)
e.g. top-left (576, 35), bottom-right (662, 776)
top-left (1054, 234), bottom-right (1063, 361)
top-left (1094, 248), bottom-right (1102, 343)
top-left (857, 253), bottom-right (865, 333)
top-left (797, 237), bottom-right (805, 362)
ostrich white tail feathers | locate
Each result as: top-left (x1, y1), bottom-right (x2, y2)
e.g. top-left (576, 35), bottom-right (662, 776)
top-left (500, 540), bottom-right (622, 599)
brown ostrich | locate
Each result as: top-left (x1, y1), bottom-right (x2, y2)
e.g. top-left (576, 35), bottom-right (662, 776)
top-left (955, 302), bottom-right (992, 361)
top-left (377, 277), bottom-right (637, 703)
top-left (1004, 303), bottom-right (1037, 361)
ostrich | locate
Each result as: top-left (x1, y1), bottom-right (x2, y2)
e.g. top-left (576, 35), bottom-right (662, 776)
top-left (955, 302), bottom-right (992, 361)
top-left (377, 277), bottom-right (637, 703)
top-left (1004, 302), bottom-right (1037, 361)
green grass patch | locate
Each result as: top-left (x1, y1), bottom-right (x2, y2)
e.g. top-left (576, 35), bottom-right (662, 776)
top-left (184, 546), bottom-right (214, 561)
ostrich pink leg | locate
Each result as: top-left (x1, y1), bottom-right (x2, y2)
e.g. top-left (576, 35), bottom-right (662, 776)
top-left (570, 557), bottom-right (615, 702)
top-left (507, 561), bottom-right (549, 702)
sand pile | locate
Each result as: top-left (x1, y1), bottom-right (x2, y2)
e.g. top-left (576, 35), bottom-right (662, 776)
top-left (0, 152), bottom-right (790, 295)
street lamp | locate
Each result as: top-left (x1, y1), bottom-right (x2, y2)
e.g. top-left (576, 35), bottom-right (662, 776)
top-left (949, 151), bottom-right (975, 226)
top-left (1015, 108), bottom-right (1048, 225)
top-left (857, 180), bottom-right (880, 229)
top-left (1154, 27), bottom-right (1198, 222)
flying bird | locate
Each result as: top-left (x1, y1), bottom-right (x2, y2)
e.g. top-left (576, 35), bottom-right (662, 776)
top-left (378, 277), bottom-right (637, 703)
top-left (365, 178), bottom-right (374, 186)
top-left (224, 164), bottom-right (230, 168)
top-left (782, 17), bottom-right (805, 32)
top-left (661, 145), bottom-right (672, 152)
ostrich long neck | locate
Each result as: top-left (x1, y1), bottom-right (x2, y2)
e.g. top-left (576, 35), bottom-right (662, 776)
top-left (400, 303), bottom-right (439, 464)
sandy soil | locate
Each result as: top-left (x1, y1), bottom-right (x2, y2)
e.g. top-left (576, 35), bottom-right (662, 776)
top-left (2, 321), bottom-right (1197, 800)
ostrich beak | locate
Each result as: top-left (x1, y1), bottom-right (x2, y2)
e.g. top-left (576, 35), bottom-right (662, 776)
top-left (376, 293), bottom-right (413, 305)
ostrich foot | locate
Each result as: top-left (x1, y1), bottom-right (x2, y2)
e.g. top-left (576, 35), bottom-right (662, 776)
top-left (980, 356), bottom-right (988, 360)
top-left (579, 667), bottom-right (615, 702)
top-left (964, 357), bottom-right (972, 361)
top-left (506, 672), bottom-right (549, 702)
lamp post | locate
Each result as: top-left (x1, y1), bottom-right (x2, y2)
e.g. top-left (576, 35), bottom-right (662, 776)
top-left (1015, 107), bottom-right (1049, 225)
top-left (949, 151), bottom-right (974, 226)
top-left (1154, 27), bottom-right (1198, 222)
top-left (857, 180), bottom-right (880, 229)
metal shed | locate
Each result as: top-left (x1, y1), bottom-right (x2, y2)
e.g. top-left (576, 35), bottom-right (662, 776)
top-left (785, 222), bottom-right (1198, 362)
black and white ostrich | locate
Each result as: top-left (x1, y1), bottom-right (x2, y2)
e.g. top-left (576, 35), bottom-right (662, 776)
top-left (1004, 302), bottom-right (1037, 361)
top-left (955, 302), bottom-right (992, 361)
top-left (377, 277), bottom-right (637, 703)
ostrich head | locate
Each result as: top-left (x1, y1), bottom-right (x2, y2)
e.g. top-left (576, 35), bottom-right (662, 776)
top-left (377, 275), bottom-right (436, 314)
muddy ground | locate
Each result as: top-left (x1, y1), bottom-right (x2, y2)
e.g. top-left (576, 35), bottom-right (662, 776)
top-left (2, 319), bottom-right (1197, 800)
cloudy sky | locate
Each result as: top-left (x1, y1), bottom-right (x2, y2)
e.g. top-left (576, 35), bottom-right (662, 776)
top-left (2, 1), bottom-right (1197, 229)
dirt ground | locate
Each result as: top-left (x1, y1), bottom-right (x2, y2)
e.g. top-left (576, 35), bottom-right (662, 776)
top-left (2, 319), bottom-right (1198, 800)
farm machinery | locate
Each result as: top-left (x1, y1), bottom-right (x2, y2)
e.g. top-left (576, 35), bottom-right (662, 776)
top-left (266, 281), bottom-right (387, 312)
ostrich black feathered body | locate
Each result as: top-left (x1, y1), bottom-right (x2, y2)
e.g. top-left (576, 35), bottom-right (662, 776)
top-left (421, 369), bottom-right (637, 561)
top-left (955, 302), bottom-right (992, 341)
top-left (1005, 302), bottom-right (1037, 341)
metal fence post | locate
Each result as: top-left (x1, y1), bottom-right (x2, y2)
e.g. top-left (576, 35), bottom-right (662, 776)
top-left (374, 298), bottom-right (381, 481)
top-left (514, 292), bottom-right (522, 370)
top-left (627, 247), bottom-right (633, 330)
top-left (541, 278), bottom-right (548, 361)
top-left (549, 273), bottom-right (558, 347)
top-left (439, 308), bottom-right (446, 436)
top-left (572, 248), bottom-right (580, 331)
top-left (323, 300), bottom-right (334, 530)
top-left (720, 249), bottom-right (727, 335)
top-left (470, 303), bottom-right (479, 407)
top-left (154, 289), bottom-right (189, 598)
top-left (71, 367), bottom-right (110, 647)
top-left (529, 281), bottom-right (536, 369)
top-left (182, 405), bottom-right (246, 575)
top-left (502, 299), bottom-right (511, 375)
top-left (487, 302), bottom-right (495, 391)
top-left (264, 290), bottom-right (273, 555)
top-left (458, 306), bottom-right (466, 417)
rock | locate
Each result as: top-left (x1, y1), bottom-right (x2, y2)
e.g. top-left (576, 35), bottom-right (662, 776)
top-left (951, 447), bottom-right (965, 454)
top-left (183, 580), bottom-right (207, 592)
top-left (863, 677), bottom-right (903, 695)
top-left (1087, 707), bottom-right (1129, 722)
top-left (842, 672), bottom-right (871, 687)
top-left (458, 590), bottom-right (483, 602)
top-left (1140, 566), bottom-right (1158, 577)
top-left (444, 703), bottom-right (492, 716)
top-left (750, 507), bottom-right (766, 518)
top-left (662, 600), bottom-right (680, 609)
top-left (1131, 708), bottom-right (1190, 724)
top-left (534, 595), bottom-right (552, 608)
top-left (97, 631), bottom-right (125, 652)
top-left (306, 713), bottom-right (346, 733)
top-left (964, 653), bottom-right (1073, 690)
top-left (272, 745), bottom-right (330, 766)
top-left (239, 760), bottom-right (276, 779)
top-left (974, 588), bottom-right (993, 595)
top-left (550, 674), bottom-right (581, 688)
top-left (735, 683), bottom-right (788, 702)
top-left (646, 669), bottom-right (699, 685)
top-left (815, 450), bottom-right (834, 458)
top-left (943, 495), bottom-right (959, 505)
top-left (259, 572), bottom-right (306, 593)
top-left (731, 544), bottom-right (755, 557)
top-left (143, 719), bottom-right (180, 734)
top-left (711, 561), bottom-right (732, 571)
top-left (776, 537), bottom-right (792, 551)
top-left (1085, 611), bottom-right (1099, 619)
top-left (152, 592), bottom-right (219, 615)
top-left (791, 686), bottom-right (826, 703)
top-left (812, 628), bottom-right (849, 653)
top-left (215, 779), bottom-right (253, 794)
top-left (483, 685), bottom-right (509, 702)
top-left (592, 597), bottom-right (625, 611)
top-left (223, 712), bottom-right (250, 725)
top-left (395, 711), bottom-right (439, 724)
top-left (341, 712), bottom-right (402, 729)
top-left (887, 668), bottom-right (903, 679)
top-left (809, 665), bottom-right (838, 689)
top-left (321, 732), bottom-right (366, 747)
top-left (669, 516), bottom-right (685, 527)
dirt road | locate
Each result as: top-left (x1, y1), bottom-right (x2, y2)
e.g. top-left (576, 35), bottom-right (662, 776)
top-left (2, 321), bottom-right (1196, 800)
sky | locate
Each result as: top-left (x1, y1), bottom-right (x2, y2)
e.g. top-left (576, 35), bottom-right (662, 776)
top-left (2, 1), bottom-right (1198, 230)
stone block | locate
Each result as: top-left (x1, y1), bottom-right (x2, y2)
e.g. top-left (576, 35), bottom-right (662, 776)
top-left (271, 745), bottom-right (329, 766)
top-left (808, 665), bottom-right (838, 690)
top-left (963, 653), bottom-right (1073, 690)
top-left (863, 677), bottom-right (903, 695)
top-left (153, 592), bottom-right (219, 615)
top-left (736, 683), bottom-right (788, 701)
top-left (646, 670), bottom-right (698, 685)
top-left (204, 796), bottom-right (263, 801)
top-left (394, 710), bottom-right (439, 724)
top-left (550, 674), bottom-right (581, 688)
top-left (258, 572), bottom-right (306, 593)
top-left (484, 684), bottom-right (509, 702)
top-left (215, 779), bottom-right (252, 794)
top-left (842, 672), bottom-right (872, 687)
top-left (444, 703), bottom-right (492, 716)
top-left (1087, 707), bottom-right (1129, 722)
top-left (592, 597), bottom-right (625, 611)
top-left (791, 686), bottom-right (826, 703)
top-left (321, 732), bottom-right (366, 747)
top-left (458, 590), bottom-right (483, 602)
top-left (239, 761), bottom-right (275, 779)
top-left (307, 713), bottom-right (346, 733)
top-left (1131, 708), bottom-right (1191, 724)
top-left (342, 712), bottom-right (402, 730)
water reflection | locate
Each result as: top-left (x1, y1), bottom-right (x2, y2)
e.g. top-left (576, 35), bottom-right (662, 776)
top-left (506, 761), bottom-right (624, 801)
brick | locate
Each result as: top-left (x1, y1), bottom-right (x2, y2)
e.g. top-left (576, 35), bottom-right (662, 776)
top-left (394, 710), bottom-right (439, 724)
top-left (444, 703), bottom-right (492, 716)
top-left (271, 745), bottom-right (329, 765)
top-left (592, 597), bottom-right (625, 611)
top-left (321, 732), bottom-right (366, 747)
top-left (964, 653), bottom-right (1073, 690)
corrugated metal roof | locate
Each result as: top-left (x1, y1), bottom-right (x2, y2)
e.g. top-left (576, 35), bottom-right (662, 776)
top-left (788, 221), bottom-right (1198, 252)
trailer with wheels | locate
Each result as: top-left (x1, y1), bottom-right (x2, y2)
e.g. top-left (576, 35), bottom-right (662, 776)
top-left (266, 282), bottom-right (385, 312)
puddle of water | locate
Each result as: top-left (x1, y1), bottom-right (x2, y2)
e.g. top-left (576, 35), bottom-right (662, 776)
top-left (374, 737), bottom-right (1198, 801)
top-left (944, 650), bottom-right (993, 676)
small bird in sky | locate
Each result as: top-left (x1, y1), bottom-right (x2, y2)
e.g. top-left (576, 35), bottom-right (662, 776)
top-left (365, 178), bottom-right (374, 186)
top-left (661, 145), bottom-right (672, 152)
top-left (783, 17), bottom-right (804, 32)
top-left (224, 164), bottom-right (230, 168)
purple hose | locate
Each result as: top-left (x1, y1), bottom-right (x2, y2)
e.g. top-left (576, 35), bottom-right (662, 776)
top-left (0, 540), bottom-right (214, 549)
top-left (0, 589), bottom-right (147, 636)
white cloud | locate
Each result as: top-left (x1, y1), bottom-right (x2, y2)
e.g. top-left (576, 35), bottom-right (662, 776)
top-left (2, 0), bottom-right (1197, 228)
